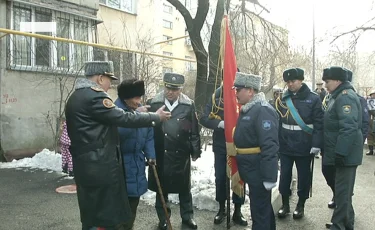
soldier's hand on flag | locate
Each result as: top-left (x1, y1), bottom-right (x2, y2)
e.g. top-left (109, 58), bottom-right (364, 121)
top-left (310, 147), bottom-right (321, 156)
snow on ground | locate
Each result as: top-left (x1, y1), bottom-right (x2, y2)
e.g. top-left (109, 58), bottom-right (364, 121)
top-left (0, 146), bottom-right (249, 211)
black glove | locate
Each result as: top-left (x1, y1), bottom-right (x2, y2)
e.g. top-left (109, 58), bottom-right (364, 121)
top-left (335, 154), bottom-right (345, 167)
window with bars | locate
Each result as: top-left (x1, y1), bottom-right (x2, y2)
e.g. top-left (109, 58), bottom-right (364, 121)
top-left (9, 2), bottom-right (96, 73)
top-left (185, 56), bottom-right (194, 71)
top-left (99, 0), bottom-right (136, 14)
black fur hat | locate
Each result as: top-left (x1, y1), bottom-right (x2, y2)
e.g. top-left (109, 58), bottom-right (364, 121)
top-left (117, 78), bottom-right (145, 100)
top-left (283, 68), bottom-right (304, 82)
top-left (322, 67), bottom-right (348, 82)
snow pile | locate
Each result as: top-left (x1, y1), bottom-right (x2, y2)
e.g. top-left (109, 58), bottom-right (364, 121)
top-left (0, 146), bottom-right (251, 211)
top-left (0, 149), bottom-right (62, 172)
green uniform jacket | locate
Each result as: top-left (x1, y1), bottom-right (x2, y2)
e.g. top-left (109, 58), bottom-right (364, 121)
top-left (323, 81), bottom-right (363, 166)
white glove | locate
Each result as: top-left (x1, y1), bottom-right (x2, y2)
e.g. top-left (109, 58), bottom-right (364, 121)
top-left (218, 121), bottom-right (224, 129)
top-left (263, 181), bottom-right (277, 191)
top-left (310, 147), bottom-right (321, 156)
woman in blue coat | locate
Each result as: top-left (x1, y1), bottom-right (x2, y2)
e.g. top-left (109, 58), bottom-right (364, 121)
top-left (115, 79), bottom-right (156, 229)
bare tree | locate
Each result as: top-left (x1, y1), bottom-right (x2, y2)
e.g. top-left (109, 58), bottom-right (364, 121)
top-left (230, 5), bottom-right (289, 95)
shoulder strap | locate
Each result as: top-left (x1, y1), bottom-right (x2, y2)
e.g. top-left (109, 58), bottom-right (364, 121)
top-left (285, 97), bottom-right (313, 135)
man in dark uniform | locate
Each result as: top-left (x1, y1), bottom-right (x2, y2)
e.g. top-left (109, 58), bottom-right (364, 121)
top-left (315, 82), bottom-right (327, 102)
top-left (268, 88), bottom-right (283, 109)
top-left (233, 72), bottom-right (279, 230)
top-left (321, 68), bottom-right (370, 213)
top-left (65, 61), bottom-right (171, 230)
top-left (367, 91), bottom-right (375, 155)
top-left (147, 73), bottom-right (201, 230)
top-left (275, 68), bottom-right (324, 219)
top-left (322, 67), bottom-right (363, 230)
top-left (200, 85), bottom-right (247, 226)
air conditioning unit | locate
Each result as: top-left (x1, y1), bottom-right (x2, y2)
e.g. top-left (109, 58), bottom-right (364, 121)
top-left (185, 38), bottom-right (191, 46)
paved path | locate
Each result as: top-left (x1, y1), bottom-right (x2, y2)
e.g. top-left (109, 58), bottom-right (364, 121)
top-left (0, 150), bottom-right (374, 230)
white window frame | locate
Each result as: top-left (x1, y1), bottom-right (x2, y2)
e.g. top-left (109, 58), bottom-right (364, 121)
top-left (162, 20), bottom-right (173, 29)
top-left (99, 0), bottom-right (137, 14)
top-left (163, 35), bottom-right (172, 45)
top-left (185, 56), bottom-right (194, 71)
top-left (163, 4), bottom-right (172, 14)
top-left (9, 2), bottom-right (94, 73)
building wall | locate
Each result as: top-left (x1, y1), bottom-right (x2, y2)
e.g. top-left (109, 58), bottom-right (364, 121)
top-left (0, 0), bottom-right (99, 154)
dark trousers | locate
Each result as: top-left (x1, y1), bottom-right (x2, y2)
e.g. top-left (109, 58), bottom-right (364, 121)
top-left (155, 191), bottom-right (193, 222)
top-left (279, 154), bottom-right (312, 199)
top-left (214, 153), bottom-right (245, 204)
top-left (331, 166), bottom-right (357, 230)
top-left (237, 154), bottom-right (275, 230)
top-left (128, 197), bottom-right (140, 229)
top-left (82, 223), bottom-right (133, 230)
top-left (322, 164), bottom-right (336, 195)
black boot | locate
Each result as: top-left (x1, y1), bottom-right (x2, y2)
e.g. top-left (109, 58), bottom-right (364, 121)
top-left (277, 195), bottom-right (290, 218)
top-left (62, 164), bottom-right (68, 174)
top-left (232, 204), bottom-right (248, 226)
top-left (293, 198), bottom-right (306, 219)
top-left (366, 146), bottom-right (374, 155)
top-left (328, 196), bottom-right (336, 209)
top-left (214, 201), bottom-right (226, 224)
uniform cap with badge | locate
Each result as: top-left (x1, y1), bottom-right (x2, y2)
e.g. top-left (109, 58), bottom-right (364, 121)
top-left (163, 73), bottom-right (185, 89)
top-left (85, 61), bottom-right (118, 80)
top-left (233, 72), bottom-right (262, 91)
top-left (322, 66), bottom-right (348, 82)
top-left (283, 68), bottom-right (304, 82)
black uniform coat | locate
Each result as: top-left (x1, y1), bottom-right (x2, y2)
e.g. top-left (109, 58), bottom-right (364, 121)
top-left (233, 93), bottom-right (279, 183)
top-left (65, 78), bottom-right (160, 227)
top-left (148, 92), bottom-right (201, 194)
top-left (278, 83), bottom-right (324, 156)
top-left (200, 86), bottom-right (226, 154)
top-left (323, 81), bottom-right (363, 166)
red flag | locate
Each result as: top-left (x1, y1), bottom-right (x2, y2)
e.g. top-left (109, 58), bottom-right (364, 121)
top-left (222, 15), bottom-right (244, 197)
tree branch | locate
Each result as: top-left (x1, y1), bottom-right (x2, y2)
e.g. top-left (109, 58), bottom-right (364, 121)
top-left (194, 0), bottom-right (210, 31)
top-left (167, 0), bottom-right (194, 30)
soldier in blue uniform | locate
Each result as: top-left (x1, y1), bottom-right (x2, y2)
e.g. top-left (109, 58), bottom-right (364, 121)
top-left (232, 72), bottom-right (279, 230)
top-left (275, 68), bottom-right (324, 219)
top-left (200, 85), bottom-right (247, 226)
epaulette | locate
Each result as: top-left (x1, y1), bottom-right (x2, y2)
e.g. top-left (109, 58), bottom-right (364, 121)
top-left (342, 90), bottom-right (347, 95)
top-left (91, 86), bottom-right (104, 92)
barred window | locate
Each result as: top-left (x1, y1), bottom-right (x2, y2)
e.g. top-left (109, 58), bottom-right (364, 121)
top-left (9, 2), bottom-right (97, 73)
top-left (163, 20), bottom-right (173, 29)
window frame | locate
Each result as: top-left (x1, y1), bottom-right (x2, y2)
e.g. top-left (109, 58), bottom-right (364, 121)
top-left (99, 0), bottom-right (136, 14)
top-left (162, 19), bottom-right (173, 29)
top-left (163, 4), bottom-right (172, 14)
top-left (9, 2), bottom-right (95, 73)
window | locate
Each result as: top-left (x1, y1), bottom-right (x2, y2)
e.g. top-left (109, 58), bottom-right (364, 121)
top-left (10, 3), bottom-right (95, 72)
top-left (185, 56), bottom-right (194, 71)
top-left (163, 51), bottom-right (173, 57)
top-left (163, 35), bottom-right (172, 45)
top-left (162, 67), bottom-right (173, 74)
top-left (163, 4), bottom-right (172, 14)
top-left (100, 0), bottom-right (136, 14)
top-left (163, 20), bottom-right (173, 29)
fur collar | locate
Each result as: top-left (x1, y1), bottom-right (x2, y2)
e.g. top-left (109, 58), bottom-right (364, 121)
top-left (151, 91), bottom-right (192, 105)
top-left (241, 92), bottom-right (267, 113)
top-left (282, 83), bottom-right (311, 100)
top-left (75, 78), bottom-right (101, 90)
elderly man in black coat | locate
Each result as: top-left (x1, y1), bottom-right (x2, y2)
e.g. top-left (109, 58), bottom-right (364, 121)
top-left (65, 61), bottom-right (170, 230)
top-left (147, 73), bottom-right (201, 230)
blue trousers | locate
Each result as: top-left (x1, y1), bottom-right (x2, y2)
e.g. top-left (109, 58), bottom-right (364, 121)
top-left (214, 153), bottom-right (245, 204)
top-left (279, 154), bottom-right (312, 199)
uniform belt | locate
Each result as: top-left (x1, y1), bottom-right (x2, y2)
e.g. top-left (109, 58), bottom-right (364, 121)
top-left (236, 147), bottom-right (261, 154)
top-left (282, 123), bottom-right (313, 131)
